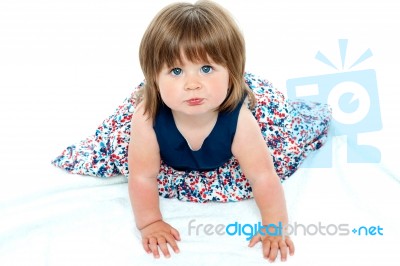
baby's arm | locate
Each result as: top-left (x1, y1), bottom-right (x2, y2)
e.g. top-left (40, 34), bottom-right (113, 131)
top-left (232, 106), bottom-right (295, 262)
top-left (128, 103), bottom-right (180, 258)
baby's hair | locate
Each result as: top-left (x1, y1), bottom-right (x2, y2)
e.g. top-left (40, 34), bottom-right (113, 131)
top-left (138, 0), bottom-right (255, 119)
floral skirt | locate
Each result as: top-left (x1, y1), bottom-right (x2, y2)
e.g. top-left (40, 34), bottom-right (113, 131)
top-left (52, 72), bottom-right (331, 202)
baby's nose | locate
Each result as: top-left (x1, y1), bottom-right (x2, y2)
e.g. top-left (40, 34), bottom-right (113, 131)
top-left (185, 75), bottom-right (201, 90)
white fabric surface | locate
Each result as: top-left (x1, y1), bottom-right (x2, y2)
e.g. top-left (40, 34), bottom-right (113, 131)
top-left (1, 137), bottom-right (399, 265)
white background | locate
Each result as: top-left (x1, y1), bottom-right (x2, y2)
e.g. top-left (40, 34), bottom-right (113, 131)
top-left (1, 0), bottom-right (399, 265)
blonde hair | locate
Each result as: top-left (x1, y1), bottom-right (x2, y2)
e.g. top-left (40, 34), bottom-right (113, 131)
top-left (138, 0), bottom-right (255, 119)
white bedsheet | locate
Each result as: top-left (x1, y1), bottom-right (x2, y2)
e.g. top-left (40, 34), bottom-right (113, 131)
top-left (1, 137), bottom-right (399, 265)
top-left (1, 0), bottom-right (399, 265)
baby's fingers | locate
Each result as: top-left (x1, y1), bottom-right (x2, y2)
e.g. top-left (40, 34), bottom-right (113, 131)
top-left (279, 240), bottom-right (288, 261)
top-left (165, 233), bottom-right (180, 254)
top-left (286, 237), bottom-right (295, 256)
top-left (265, 241), bottom-right (279, 262)
top-left (141, 237), bottom-right (152, 254)
top-left (248, 234), bottom-right (261, 247)
top-left (170, 227), bottom-right (181, 242)
top-left (157, 237), bottom-right (171, 258)
top-left (148, 237), bottom-right (161, 258)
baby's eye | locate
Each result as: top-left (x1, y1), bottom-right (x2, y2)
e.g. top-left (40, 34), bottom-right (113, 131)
top-left (201, 65), bottom-right (213, 74)
top-left (171, 68), bottom-right (182, 76)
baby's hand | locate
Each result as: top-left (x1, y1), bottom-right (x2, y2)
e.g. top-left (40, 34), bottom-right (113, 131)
top-left (139, 220), bottom-right (181, 259)
top-left (248, 233), bottom-right (295, 262)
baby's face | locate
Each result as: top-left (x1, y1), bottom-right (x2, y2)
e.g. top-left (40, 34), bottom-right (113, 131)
top-left (157, 54), bottom-right (229, 117)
